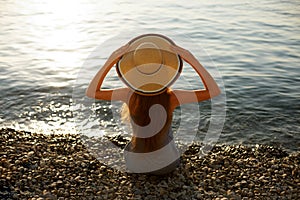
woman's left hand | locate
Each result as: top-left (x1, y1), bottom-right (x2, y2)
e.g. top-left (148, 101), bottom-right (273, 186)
top-left (111, 43), bottom-right (130, 60)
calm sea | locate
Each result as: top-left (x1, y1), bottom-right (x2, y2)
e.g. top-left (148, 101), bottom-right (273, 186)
top-left (1, 0), bottom-right (299, 152)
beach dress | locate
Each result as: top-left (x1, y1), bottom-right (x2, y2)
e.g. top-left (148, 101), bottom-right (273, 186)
top-left (123, 128), bottom-right (180, 175)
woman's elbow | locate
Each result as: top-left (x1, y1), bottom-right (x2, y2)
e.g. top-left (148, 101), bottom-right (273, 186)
top-left (85, 89), bottom-right (95, 98)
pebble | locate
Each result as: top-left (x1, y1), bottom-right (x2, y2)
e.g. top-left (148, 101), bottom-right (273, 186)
top-left (0, 128), bottom-right (299, 199)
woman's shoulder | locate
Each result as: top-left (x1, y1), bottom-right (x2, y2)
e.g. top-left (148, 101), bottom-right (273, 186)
top-left (166, 88), bottom-right (179, 110)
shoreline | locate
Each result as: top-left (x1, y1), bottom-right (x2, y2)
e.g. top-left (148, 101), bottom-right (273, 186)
top-left (1, 128), bottom-right (299, 199)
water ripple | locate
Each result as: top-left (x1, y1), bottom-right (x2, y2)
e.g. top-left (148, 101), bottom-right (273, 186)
top-left (0, 0), bottom-right (299, 152)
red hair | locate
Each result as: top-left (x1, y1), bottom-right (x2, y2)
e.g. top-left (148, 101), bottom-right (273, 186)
top-left (121, 88), bottom-right (173, 153)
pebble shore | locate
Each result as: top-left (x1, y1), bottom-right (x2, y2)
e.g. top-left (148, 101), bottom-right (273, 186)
top-left (1, 128), bottom-right (299, 200)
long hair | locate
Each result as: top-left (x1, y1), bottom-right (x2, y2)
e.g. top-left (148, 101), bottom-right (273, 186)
top-left (121, 88), bottom-right (173, 153)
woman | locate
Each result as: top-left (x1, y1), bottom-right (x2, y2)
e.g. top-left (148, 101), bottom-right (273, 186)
top-left (86, 34), bottom-right (221, 175)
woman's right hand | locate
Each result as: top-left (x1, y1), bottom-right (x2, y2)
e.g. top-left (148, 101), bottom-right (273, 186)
top-left (169, 43), bottom-right (221, 107)
top-left (170, 45), bottom-right (203, 68)
top-left (170, 44), bottom-right (188, 54)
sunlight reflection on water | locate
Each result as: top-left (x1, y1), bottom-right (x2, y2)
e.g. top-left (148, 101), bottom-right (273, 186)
top-left (1, 0), bottom-right (299, 151)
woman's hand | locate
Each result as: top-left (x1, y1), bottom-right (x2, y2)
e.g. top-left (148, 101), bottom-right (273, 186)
top-left (169, 43), bottom-right (221, 107)
top-left (170, 44), bottom-right (196, 64)
top-left (106, 43), bottom-right (130, 64)
top-left (114, 43), bottom-right (130, 57)
top-left (86, 43), bottom-right (130, 100)
top-left (170, 44), bottom-right (189, 55)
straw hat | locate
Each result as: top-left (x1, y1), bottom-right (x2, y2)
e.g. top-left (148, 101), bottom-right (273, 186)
top-left (116, 34), bottom-right (182, 96)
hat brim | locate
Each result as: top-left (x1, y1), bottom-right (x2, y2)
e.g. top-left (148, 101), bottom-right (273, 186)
top-left (116, 34), bottom-right (183, 96)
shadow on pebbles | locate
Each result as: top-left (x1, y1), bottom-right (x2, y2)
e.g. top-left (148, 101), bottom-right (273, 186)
top-left (0, 128), bottom-right (299, 199)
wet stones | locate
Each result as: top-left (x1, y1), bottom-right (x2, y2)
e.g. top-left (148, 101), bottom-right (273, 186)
top-left (0, 128), bottom-right (299, 199)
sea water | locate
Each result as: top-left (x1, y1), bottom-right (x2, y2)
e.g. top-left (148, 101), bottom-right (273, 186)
top-left (0, 0), bottom-right (299, 152)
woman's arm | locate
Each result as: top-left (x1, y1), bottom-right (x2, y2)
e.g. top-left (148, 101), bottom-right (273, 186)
top-left (86, 44), bottom-right (130, 101)
top-left (169, 45), bottom-right (221, 108)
